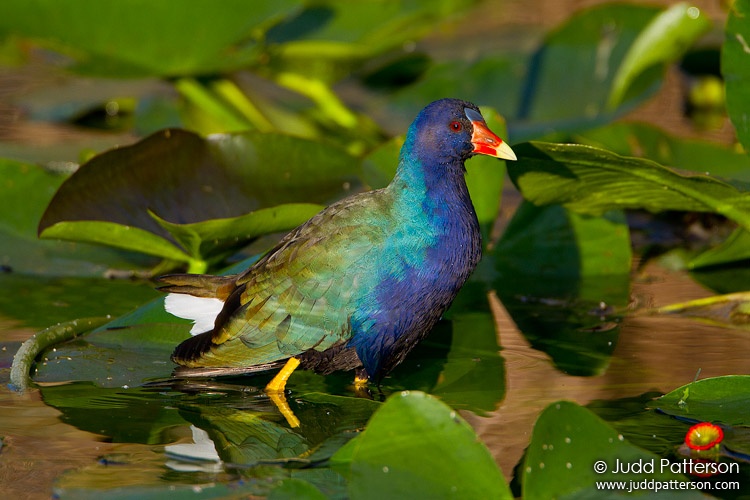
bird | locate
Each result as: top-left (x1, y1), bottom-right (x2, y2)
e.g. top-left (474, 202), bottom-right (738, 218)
top-left (159, 98), bottom-right (516, 416)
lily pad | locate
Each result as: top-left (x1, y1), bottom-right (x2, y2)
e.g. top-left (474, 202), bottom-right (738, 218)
top-left (523, 401), bottom-right (698, 499)
top-left (150, 204), bottom-right (323, 263)
top-left (331, 391), bottom-right (511, 499)
top-left (649, 375), bottom-right (750, 426)
top-left (39, 129), bottom-right (359, 235)
top-left (38, 129), bottom-right (360, 268)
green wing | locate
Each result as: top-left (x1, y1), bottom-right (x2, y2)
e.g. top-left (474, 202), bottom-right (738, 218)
top-left (183, 191), bottom-right (391, 368)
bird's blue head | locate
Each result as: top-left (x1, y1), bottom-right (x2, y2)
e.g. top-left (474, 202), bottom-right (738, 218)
top-left (404, 98), bottom-right (516, 167)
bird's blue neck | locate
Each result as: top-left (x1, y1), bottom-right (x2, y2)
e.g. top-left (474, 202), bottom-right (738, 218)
top-left (389, 135), bottom-right (473, 223)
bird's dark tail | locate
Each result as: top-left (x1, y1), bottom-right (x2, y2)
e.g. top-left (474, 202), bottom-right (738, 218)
top-left (171, 329), bottom-right (216, 365)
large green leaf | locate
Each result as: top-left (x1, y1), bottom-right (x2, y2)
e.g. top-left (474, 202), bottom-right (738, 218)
top-left (523, 401), bottom-right (698, 499)
top-left (689, 227), bottom-right (750, 269)
top-left (38, 129), bottom-right (360, 267)
top-left (150, 203), bottom-right (322, 261)
top-left (576, 122), bottom-right (750, 181)
top-left (607, 3), bottom-right (711, 109)
top-left (0, 0), bottom-right (300, 77)
top-left (509, 142), bottom-right (750, 230)
top-left (39, 129), bottom-right (360, 236)
top-left (722, 0), bottom-right (750, 153)
top-left (0, 274), bottom-right (159, 330)
top-left (40, 220), bottom-right (193, 264)
top-left (649, 375), bottom-right (750, 426)
top-left (331, 391), bottom-right (511, 499)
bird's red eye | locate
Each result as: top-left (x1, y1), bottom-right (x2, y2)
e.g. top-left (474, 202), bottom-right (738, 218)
top-left (449, 121), bottom-right (462, 132)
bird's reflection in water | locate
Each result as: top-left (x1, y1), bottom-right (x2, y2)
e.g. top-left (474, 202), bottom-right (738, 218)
top-left (153, 379), bottom-right (380, 471)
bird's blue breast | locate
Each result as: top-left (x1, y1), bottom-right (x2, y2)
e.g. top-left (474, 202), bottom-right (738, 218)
top-left (347, 195), bottom-right (480, 379)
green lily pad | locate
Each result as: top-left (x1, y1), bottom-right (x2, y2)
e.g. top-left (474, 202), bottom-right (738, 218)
top-left (268, 479), bottom-right (327, 500)
top-left (523, 401), bottom-right (698, 499)
top-left (39, 129), bottom-right (359, 236)
top-left (40, 220), bottom-right (193, 264)
top-left (38, 129), bottom-right (360, 267)
top-left (649, 375), bottom-right (750, 426)
top-left (331, 391), bottom-right (511, 499)
top-left (509, 142), bottom-right (750, 230)
top-left (0, 274), bottom-right (159, 329)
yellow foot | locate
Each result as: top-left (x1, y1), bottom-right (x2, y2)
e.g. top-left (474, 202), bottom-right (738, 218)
top-left (350, 373), bottom-right (373, 399)
top-left (265, 357), bottom-right (301, 428)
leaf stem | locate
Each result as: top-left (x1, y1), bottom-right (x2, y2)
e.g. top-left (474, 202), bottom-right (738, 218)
top-left (210, 79), bottom-right (275, 132)
top-left (10, 316), bottom-right (112, 392)
top-left (175, 77), bottom-right (250, 131)
top-left (274, 72), bottom-right (358, 129)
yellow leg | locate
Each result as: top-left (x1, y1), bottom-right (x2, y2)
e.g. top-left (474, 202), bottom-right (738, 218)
top-left (265, 357), bottom-right (301, 428)
top-left (265, 357), bottom-right (300, 392)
